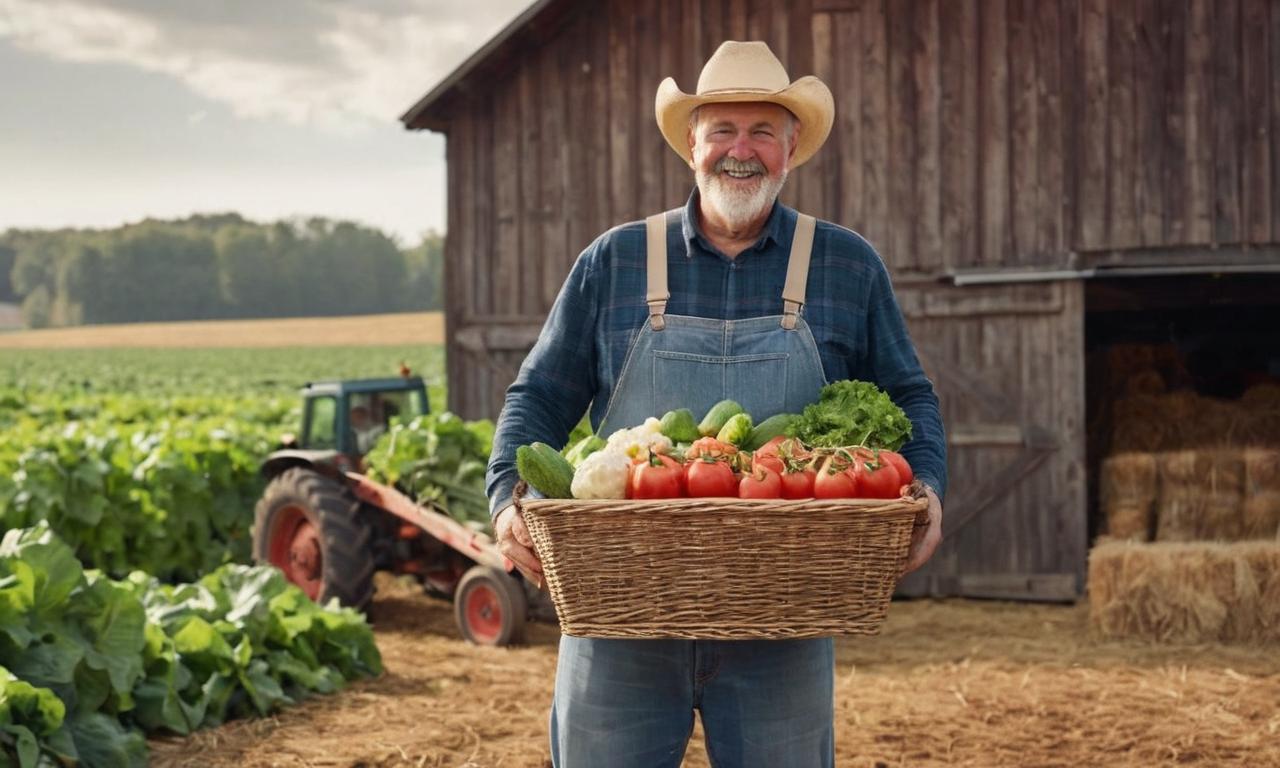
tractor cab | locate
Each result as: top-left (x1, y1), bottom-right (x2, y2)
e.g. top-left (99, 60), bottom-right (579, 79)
top-left (266, 375), bottom-right (429, 477)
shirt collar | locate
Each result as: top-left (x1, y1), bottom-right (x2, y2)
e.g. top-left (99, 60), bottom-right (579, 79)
top-left (681, 187), bottom-right (794, 259)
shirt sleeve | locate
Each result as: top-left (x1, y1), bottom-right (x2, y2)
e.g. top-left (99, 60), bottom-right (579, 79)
top-left (863, 257), bottom-right (949, 502)
top-left (485, 245), bottom-right (600, 519)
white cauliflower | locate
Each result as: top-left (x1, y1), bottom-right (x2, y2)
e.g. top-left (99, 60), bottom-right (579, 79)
top-left (570, 448), bottom-right (633, 499)
top-left (604, 417), bottom-right (674, 459)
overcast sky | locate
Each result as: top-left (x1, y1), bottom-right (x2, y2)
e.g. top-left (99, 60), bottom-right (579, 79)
top-left (0, 0), bottom-right (532, 245)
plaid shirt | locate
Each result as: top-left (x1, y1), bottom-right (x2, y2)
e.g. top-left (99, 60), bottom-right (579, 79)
top-left (487, 188), bottom-right (948, 517)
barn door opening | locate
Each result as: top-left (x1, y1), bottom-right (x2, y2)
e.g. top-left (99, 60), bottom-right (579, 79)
top-left (1085, 273), bottom-right (1280, 545)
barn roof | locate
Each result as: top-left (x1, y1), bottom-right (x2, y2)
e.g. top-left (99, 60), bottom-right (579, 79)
top-left (399, 0), bottom-right (576, 132)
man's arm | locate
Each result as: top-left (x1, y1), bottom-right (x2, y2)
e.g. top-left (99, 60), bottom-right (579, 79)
top-left (862, 258), bottom-right (948, 503)
top-left (485, 247), bottom-right (600, 521)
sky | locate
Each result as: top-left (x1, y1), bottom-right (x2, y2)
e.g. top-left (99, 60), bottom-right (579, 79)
top-left (0, 0), bottom-right (532, 246)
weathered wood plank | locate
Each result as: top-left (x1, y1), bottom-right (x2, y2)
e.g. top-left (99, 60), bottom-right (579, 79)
top-left (1034, 0), bottom-right (1063, 261)
top-left (1056, 280), bottom-right (1087, 583)
top-left (517, 58), bottom-right (543, 316)
top-left (1274, 0), bottom-right (1280, 242)
top-left (938, 0), bottom-right (978, 270)
top-left (1133, 0), bottom-right (1166, 246)
top-left (1184, 0), bottom-right (1213, 243)
top-left (493, 81), bottom-right (522, 318)
top-left (812, 11), bottom-right (842, 222)
top-left (727, 0), bottom-right (747, 40)
top-left (540, 41), bottom-right (569, 309)
top-left (913, 0), bottom-right (942, 273)
top-left (1008, 0), bottom-right (1038, 264)
top-left (979, 0), bottom-right (1011, 264)
top-left (587, 10), bottom-right (612, 241)
top-left (607, 2), bottom-right (636, 222)
top-left (1107, 0), bottom-right (1138, 249)
top-left (635, 0), bottom-right (664, 217)
top-left (859, 0), bottom-right (891, 253)
top-left (444, 113), bottom-right (467, 413)
top-left (1078, 0), bottom-right (1108, 251)
top-left (886, 0), bottom-right (915, 269)
top-left (1160, 0), bottom-right (1188, 245)
top-left (474, 98), bottom-right (496, 318)
top-left (1241, 0), bottom-right (1272, 244)
top-left (1211, 0), bottom-right (1241, 244)
top-left (1060, 0), bottom-right (1081, 252)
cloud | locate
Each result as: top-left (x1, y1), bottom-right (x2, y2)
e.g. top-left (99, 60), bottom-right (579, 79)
top-left (0, 0), bottom-right (530, 128)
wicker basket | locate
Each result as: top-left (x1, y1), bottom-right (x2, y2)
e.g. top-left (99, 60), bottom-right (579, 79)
top-left (514, 481), bottom-right (930, 640)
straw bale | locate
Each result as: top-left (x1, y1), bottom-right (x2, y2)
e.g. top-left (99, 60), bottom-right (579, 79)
top-left (1241, 382), bottom-right (1280, 408)
top-left (1242, 493), bottom-right (1280, 540)
top-left (1100, 453), bottom-right (1157, 540)
top-left (1155, 450), bottom-right (1244, 540)
top-left (1123, 369), bottom-right (1165, 395)
top-left (1088, 540), bottom-right (1280, 644)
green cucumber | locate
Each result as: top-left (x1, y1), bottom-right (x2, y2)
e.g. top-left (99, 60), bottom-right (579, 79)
top-left (698, 399), bottom-right (744, 437)
top-left (516, 442), bottom-right (575, 499)
top-left (659, 408), bottom-right (700, 443)
top-left (744, 413), bottom-right (798, 450)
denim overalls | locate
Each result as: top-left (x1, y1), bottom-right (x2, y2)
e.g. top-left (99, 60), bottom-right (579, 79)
top-left (550, 210), bottom-right (835, 768)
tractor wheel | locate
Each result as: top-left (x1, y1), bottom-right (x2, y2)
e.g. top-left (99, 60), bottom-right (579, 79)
top-left (454, 565), bottom-right (528, 646)
top-left (253, 467), bottom-right (375, 612)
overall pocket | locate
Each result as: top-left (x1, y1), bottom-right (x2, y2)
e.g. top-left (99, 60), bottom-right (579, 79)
top-left (652, 351), bottom-right (789, 422)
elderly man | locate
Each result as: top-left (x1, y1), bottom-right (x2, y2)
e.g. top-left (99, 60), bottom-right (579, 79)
top-left (486, 41), bottom-right (946, 767)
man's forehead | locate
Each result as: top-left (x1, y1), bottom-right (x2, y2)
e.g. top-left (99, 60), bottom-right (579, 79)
top-left (696, 102), bottom-right (792, 126)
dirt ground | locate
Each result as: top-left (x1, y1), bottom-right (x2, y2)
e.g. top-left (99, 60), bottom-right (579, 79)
top-left (149, 575), bottom-right (1280, 768)
top-left (0, 312), bottom-right (444, 348)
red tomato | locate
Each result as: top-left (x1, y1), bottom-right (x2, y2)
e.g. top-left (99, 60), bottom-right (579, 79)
top-left (739, 467), bottom-right (782, 498)
top-left (813, 455), bottom-right (858, 498)
top-left (852, 453), bottom-right (901, 499)
top-left (685, 458), bottom-right (738, 497)
top-left (779, 466), bottom-right (816, 499)
top-left (753, 435), bottom-right (788, 457)
top-left (753, 452), bottom-right (785, 476)
top-left (879, 450), bottom-right (913, 487)
top-left (628, 453), bottom-right (684, 499)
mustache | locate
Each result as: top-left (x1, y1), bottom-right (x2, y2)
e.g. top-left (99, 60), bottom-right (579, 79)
top-left (713, 156), bottom-right (767, 175)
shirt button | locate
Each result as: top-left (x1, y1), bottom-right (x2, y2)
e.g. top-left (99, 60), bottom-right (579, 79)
top-left (729, 263), bottom-right (738, 270)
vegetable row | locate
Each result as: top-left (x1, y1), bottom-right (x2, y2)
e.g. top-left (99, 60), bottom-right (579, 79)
top-left (517, 380), bottom-right (917, 501)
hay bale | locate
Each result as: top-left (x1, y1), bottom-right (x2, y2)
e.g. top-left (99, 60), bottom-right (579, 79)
top-left (1242, 450), bottom-right (1280, 539)
top-left (1244, 448), bottom-right (1280, 491)
top-left (1100, 453), bottom-right (1157, 540)
top-left (1156, 450), bottom-right (1244, 540)
top-left (1242, 495), bottom-right (1280, 540)
top-left (1088, 540), bottom-right (1280, 644)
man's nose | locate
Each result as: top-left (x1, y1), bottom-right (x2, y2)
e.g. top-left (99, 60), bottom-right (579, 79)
top-left (726, 132), bottom-right (754, 159)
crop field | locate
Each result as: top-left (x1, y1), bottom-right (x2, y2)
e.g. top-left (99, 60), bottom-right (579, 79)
top-left (3, 315), bottom-right (1279, 767)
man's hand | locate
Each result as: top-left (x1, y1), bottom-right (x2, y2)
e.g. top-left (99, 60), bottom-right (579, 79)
top-left (494, 504), bottom-right (544, 587)
top-left (902, 486), bottom-right (942, 576)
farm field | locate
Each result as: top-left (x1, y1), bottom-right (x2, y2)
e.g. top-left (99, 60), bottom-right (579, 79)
top-left (149, 574), bottom-right (1280, 768)
top-left (0, 311), bottom-right (445, 349)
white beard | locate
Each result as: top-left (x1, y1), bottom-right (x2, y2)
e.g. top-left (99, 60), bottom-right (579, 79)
top-left (696, 158), bottom-right (788, 232)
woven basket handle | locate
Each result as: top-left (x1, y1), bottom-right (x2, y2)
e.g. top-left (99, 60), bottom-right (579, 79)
top-left (512, 479), bottom-right (529, 516)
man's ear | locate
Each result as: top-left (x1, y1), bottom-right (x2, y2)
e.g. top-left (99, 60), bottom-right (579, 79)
top-left (787, 125), bottom-right (800, 165)
top-left (686, 127), bottom-right (697, 169)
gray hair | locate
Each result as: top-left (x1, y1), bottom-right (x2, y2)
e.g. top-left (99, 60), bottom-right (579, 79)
top-left (688, 105), bottom-right (798, 145)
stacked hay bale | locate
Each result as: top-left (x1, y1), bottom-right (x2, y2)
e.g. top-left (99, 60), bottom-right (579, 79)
top-left (1089, 540), bottom-right (1280, 643)
top-left (1092, 378), bottom-right (1280, 643)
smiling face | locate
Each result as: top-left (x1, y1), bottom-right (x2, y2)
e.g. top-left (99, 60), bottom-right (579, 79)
top-left (687, 101), bottom-right (798, 232)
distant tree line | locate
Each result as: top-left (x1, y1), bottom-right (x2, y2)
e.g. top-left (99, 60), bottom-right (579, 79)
top-left (0, 214), bottom-right (444, 328)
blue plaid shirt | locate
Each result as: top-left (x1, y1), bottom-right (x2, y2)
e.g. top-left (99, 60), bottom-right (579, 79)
top-left (487, 188), bottom-right (948, 517)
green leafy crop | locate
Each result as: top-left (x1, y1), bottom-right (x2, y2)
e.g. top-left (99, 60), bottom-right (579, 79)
top-left (0, 523), bottom-right (381, 768)
top-left (787, 379), bottom-right (913, 450)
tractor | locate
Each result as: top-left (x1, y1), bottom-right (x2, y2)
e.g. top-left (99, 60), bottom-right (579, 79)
top-left (251, 373), bottom-right (553, 645)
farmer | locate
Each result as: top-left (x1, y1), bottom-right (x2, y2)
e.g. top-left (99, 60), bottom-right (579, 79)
top-left (486, 40), bottom-right (946, 767)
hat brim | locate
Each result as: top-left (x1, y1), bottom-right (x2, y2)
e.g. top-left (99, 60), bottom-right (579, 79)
top-left (655, 75), bottom-right (834, 169)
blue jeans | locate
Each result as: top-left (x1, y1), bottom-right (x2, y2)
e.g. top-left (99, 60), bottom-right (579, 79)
top-left (550, 635), bottom-right (835, 767)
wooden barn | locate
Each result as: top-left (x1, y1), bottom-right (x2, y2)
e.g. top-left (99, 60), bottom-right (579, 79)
top-left (401, 0), bottom-right (1280, 601)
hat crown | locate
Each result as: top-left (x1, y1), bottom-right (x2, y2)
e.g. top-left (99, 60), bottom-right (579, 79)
top-left (695, 41), bottom-right (791, 95)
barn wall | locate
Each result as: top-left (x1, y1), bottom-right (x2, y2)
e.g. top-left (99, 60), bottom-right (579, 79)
top-left (445, 0), bottom-right (1280, 417)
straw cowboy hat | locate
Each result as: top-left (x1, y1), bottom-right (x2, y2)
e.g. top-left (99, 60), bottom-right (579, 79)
top-left (655, 40), bottom-right (834, 169)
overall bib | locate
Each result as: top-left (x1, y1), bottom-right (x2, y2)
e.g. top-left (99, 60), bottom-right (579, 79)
top-left (550, 210), bottom-right (834, 768)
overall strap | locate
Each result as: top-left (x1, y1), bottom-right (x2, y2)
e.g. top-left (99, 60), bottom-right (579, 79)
top-left (645, 211), bottom-right (671, 330)
top-left (781, 214), bottom-right (816, 330)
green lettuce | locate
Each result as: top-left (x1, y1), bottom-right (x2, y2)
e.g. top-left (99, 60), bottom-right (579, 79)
top-left (787, 380), bottom-right (913, 450)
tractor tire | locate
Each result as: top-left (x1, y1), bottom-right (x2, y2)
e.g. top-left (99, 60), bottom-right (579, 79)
top-left (454, 565), bottom-right (528, 646)
top-left (253, 467), bottom-right (375, 612)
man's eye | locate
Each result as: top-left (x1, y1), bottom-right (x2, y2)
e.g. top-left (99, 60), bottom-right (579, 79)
top-left (754, 130), bottom-right (774, 137)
